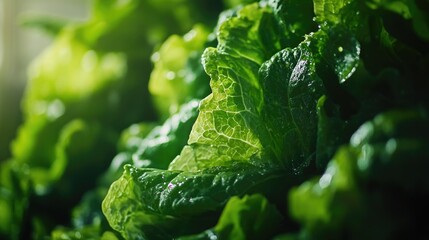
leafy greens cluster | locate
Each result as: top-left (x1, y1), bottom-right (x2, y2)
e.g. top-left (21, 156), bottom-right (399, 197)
top-left (1, 0), bottom-right (428, 239)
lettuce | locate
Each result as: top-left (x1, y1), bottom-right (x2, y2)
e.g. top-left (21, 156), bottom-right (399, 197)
top-left (1, 0), bottom-right (428, 239)
top-left (178, 194), bottom-right (283, 240)
top-left (149, 25), bottom-right (211, 119)
top-left (102, 0), bottom-right (362, 239)
top-left (289, 109), bottom-right (429, 239)
top-left (0, 0), bottom-right (225, 239)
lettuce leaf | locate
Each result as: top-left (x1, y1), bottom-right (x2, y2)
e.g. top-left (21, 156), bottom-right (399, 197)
top-left (102, 0), bottom-right (372, 238)
top-left (49, 99), bottom-right (202, 240)
top-left (169, 1), bottom-right (322, 172)
top-left (149, 25), bottom-right (211, 119)
top-left (1, 0), bottom-right (226, 238)
top-left (103, 1), bottom-right (327, 238)
top-left (3, 0), bottom-right (429, 239)
top-left (366, 0), bottom-right (429, 40)
top-left (105, 99), bottom-right (201, 181)
top-left (289, 109), bottom-right (429, 239)
top-left (103, 162), bottom-right (282, 239)
top-left (178, 194), bottom-right (283, 240)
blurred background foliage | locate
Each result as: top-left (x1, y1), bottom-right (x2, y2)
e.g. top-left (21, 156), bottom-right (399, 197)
top-left (0, 0), bottom-right (89, 162)
top-left (0, 0), bottom-right (233, 239)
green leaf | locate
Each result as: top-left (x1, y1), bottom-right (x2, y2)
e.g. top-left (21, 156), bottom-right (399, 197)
top-left (103, 3), bottom-right (328, 238)
top-left (349, 109), bottom-right (429, 190)
top-left (315, 96), bottom-right (346, 168)
top-left (366, 0), bottom-right (411, 18)
top-left (315, 92), bottom-right (369, 169)
top-left (258, 43), bottom-right (325, 171)
top-left (290, 109), bottom-right (429, 239)
top-left (169, 2), bottom-right (324, 172)
top-left (72, 188), bottom-right (109, 229)
top-left (315, 28), bottom-right (361, 83)
top-left (69, 100), bottom-right (201, 240)
top-left (117, 123), bottom-right (158, 153)
top-left (149, 25), bottom-right (211, 118)
top-left (168, 3), bottom-right (275, 172)
top-left (7, 0), bottom-right (228, 236)
top-left (178, 194), bottom-right (283, 240)
top-left (129, 100), bottom-right (200, 170)
top-left (102, 163), bottom-right (280, 239)
top-left (268, 0), bottom-right (317, 42)
top-left (223, 0), bottom-right (258, 8)
top-left (51, 226), bottom-right (120, 240)
top-left (313, 0), bottom-right (349, 23)
top-left (103, 100), bottom-right (201, 186)
top-left (289, 147), bottom-right (358, 233)
top-left (366, 0), bottom-right (429, 40)
top-left (25, 35), bottom-right (127, 109)
top-left (88, 0), bottom-right (224, 54)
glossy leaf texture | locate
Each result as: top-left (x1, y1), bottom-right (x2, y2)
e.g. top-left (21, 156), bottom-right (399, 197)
top-left (103, 162), bottom-right (281, 239)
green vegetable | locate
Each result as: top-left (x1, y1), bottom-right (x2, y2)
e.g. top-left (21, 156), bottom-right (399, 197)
top-left (1, 0), bottom-right (428, 239)
top-left (103, 162), bottom-right (282, 239)
top-left (289, 109), bottom-right (429, 239)
top-left (105, 99), bottom-right (202, 182)
top-left (178, 194), bottom-right (283, 240)
top-left (0, 0), bottom-right (225, 239)
top-left (169, 0), bottom-right (321, 172)
top-left (103, 1), bottom-right (324, 238)
top-left (149, 25), bottom-right (211, 119)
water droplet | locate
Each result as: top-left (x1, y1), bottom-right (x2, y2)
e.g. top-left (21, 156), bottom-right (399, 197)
top-left (338, 46), bottom-right (344, 52)
top-left (168, 182), bottom-right (176, 189)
